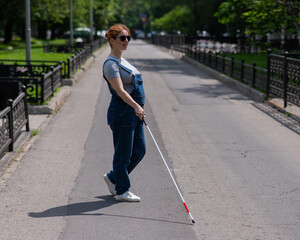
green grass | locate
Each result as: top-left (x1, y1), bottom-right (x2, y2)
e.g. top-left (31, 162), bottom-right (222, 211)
top-left (0, 38), bottom-right (67, 50)
top-left (224, 52), bottom-right (267, 69)
top-left (0, 38), bottom-right (72, 62)
top-left (0, 39), bottom-right (73, 106)
top-left (30, 130), bottom-right (39, 137)
top-left (0, 46), bottom-right (73, 62)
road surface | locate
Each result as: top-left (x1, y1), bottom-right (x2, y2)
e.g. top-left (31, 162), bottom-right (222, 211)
top-left (0, 40), bottom-right (300, 240)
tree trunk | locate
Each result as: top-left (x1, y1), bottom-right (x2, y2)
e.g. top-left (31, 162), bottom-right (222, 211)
top-left (4, 21), bottom-right (13, 44)
top-left (37, 20), bottom-right (47, 39)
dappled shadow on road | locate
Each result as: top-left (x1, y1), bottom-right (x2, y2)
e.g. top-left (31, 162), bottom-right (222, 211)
top-left (252, 102), bottom-right (300, 135)
top-left (127, 58), bottom-right (211, 79)
top-left (179, 83), bottom-right (249, 101)
top-left (28, 195), bottom-right (190, 225)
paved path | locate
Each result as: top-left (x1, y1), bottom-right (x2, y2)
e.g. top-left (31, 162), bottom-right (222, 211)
top-left (1, 40), bottom-right (300, 240)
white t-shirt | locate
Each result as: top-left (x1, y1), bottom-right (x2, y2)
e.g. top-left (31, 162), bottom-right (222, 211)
top-left (103, 56), bottom-right (140, 94)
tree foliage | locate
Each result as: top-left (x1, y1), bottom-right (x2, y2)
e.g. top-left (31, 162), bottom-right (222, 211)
top-left (0, 0), bottom-right (299, 48)
top-left (215, 0), bottom-right (300, 38)
top-left (152, 5), bottom-right (193, 34)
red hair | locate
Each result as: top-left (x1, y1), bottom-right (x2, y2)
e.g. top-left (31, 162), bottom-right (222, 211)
top-left (105, 24), bottom-right (131, 47)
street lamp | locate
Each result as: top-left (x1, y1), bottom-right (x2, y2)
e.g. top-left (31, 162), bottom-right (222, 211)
top-left (25, 0), bottom-right (31, 62)
top-left (89, 0), bottom-right (93, 43)
top-left (69, 0), bottom-right (73, 47)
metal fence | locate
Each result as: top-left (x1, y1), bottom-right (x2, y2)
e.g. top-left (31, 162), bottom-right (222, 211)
top-left (0, 63), bottom-right (63, 104)
top-left (67, 46), bottom-right (92, 78)
top-left (43, 43), bottom-right (83, 53)
top-left (44, 38), bottom-right (106, 78)
top-left (267, 53), bottom-right (300, 107)
top-left (153, 35), bottom-right (300, 108)
top-left (0, 86), bottom-right (29, 156)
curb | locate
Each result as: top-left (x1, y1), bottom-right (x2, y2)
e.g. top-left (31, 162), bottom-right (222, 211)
top-left (181, 55), bottom-right (267, 102)
top-left (28, 87), bottom-right (71, 115)
top-left (178, 52), bottom-right (300, 124)
top-left (0, 114), bottom-right (51, 179)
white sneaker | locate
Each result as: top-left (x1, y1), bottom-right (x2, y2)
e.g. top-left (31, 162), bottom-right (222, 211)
top-left (115, 191), bottom-right (141, 202)
top-left (103, 174), bottom-right (116, 195)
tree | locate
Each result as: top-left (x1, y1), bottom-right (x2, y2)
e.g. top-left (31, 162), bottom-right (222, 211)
top-left (145, 0), bottom-right (224, 36)
top-left (215, 0), bottom-right (300, 49)
top-left (152, 5), bottom-right (193, 34)
top-left (0, 0), bottom-right (24, 43)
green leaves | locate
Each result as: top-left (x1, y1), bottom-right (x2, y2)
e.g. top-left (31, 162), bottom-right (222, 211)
top-left (152, 5), bottom-right (192, 34)
top-left (215, 0), bottom-right (300, 37)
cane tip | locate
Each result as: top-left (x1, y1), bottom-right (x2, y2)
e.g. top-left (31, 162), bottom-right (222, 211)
top-left (192, 219), bottom-right (195, 224)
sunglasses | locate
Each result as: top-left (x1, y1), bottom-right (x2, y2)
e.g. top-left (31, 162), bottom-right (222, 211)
top-left (114, 35), bottom-right (131, 42)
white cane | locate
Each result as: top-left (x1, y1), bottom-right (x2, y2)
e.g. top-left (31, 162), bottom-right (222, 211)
top-left (143, 119), bottom-right (195, 224)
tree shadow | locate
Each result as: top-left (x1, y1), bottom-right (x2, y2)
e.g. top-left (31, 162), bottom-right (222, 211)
top-left (179, 83), bottom-right (249, 101)
top-left (127, 58), bottom-right (208, 78)
top-left (252, 102), bottom-right (300, 135)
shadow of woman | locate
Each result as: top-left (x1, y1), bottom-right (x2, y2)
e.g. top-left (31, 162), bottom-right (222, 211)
top-left (28, 195), bottom-right (192, 225)
top-left (28, 195), bottom-right (119, 218)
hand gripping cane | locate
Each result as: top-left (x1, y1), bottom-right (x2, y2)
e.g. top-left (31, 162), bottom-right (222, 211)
top-left (143, 119), bottom-right (195, 224)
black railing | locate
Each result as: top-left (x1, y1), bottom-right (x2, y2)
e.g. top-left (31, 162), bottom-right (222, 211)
top-left (44, 38), bottom-right (106, 79)
top-left (184, 42), bottom-right (268, 93)
top-left (268, 52), bottom-right (300, 107)
top-left (43, 43), bottom-right (83, 53)
top-left (0, 106), bottom-right (11, 155)
top-left (153, 35), bottom-right (300, 108)
top-left (0, 87), bottom-right (29, 156)
top-left (67, 46), bottom-right (92, 78)
top-left (0, 63), bottom-right (63, 104)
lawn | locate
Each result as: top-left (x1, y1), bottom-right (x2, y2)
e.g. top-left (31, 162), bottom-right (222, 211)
top-left (0, 38), bottom-right (73, 105)
top-left (0, 38), bottom-right (72, 62)
top-left (224, 52), bottom-right (268, 69)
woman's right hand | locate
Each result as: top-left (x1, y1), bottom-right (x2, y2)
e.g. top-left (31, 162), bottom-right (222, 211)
top-left (134, 105), bottom-right (145, 120)
top-left (108, 77), bottom-right (145, 120)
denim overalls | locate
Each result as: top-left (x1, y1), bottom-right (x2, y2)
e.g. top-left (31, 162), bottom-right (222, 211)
top-left (103, 59), bottom-right (146, 195)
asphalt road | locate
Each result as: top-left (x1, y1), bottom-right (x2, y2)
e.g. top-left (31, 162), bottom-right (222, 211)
top-left (0, 40), bottom-right (300, 240)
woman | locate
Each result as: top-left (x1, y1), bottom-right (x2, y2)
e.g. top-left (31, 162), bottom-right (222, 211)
top-left (102, 24), bottom-right (146, 202)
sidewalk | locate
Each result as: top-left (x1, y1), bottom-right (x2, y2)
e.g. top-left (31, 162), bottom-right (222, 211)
top-left (0, 45), bottom-right (107, 178)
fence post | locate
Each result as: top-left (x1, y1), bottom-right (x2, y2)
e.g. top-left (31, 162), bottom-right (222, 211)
top-left (22, 85), bottom-right (30, 131)
top-left (67, 57), bottom-right (71, 78)
top-left (222, 54), bottom-right (225, 73)
top-left (241, 60), bottom-right (245, 82)
top-left (41, 73), bottom-right (45, 104)
top-left (231, 56), bottom-right (234, 76)
top-left (266, 49), bottom-right (271, 95)
top-left (50, 66), bottom-right (54, 95)
top-left (197, 42), bottom-right (200, 62)
top-left (59, 61), bottom-right (63, 83)
top-left (8, 99), bottom-right (14, 151)
top-left (283, 52), bottom-right (288, 108)
top-left (252, 63), bottom-right (256, 87)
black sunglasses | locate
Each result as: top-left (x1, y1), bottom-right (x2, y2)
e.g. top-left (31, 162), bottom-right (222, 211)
top-left (114, 35), bottom-right (131, 42)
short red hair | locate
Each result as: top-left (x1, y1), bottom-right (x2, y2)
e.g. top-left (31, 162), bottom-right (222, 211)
top-left (105, 24), bottom-right (131, 47)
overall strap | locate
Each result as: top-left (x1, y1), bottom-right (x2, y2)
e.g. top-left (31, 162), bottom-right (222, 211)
top-left (103, 58), bottom-right (133, 77)
top-left (103, 58), bottom-right (135, 98)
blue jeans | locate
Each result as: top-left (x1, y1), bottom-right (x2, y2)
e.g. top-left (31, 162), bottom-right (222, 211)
top-left (107, 113), bottom-right (146, 195)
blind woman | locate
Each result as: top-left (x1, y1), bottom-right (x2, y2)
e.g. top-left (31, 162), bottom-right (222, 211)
top-left (102, 24), bottom-right (146, 202)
